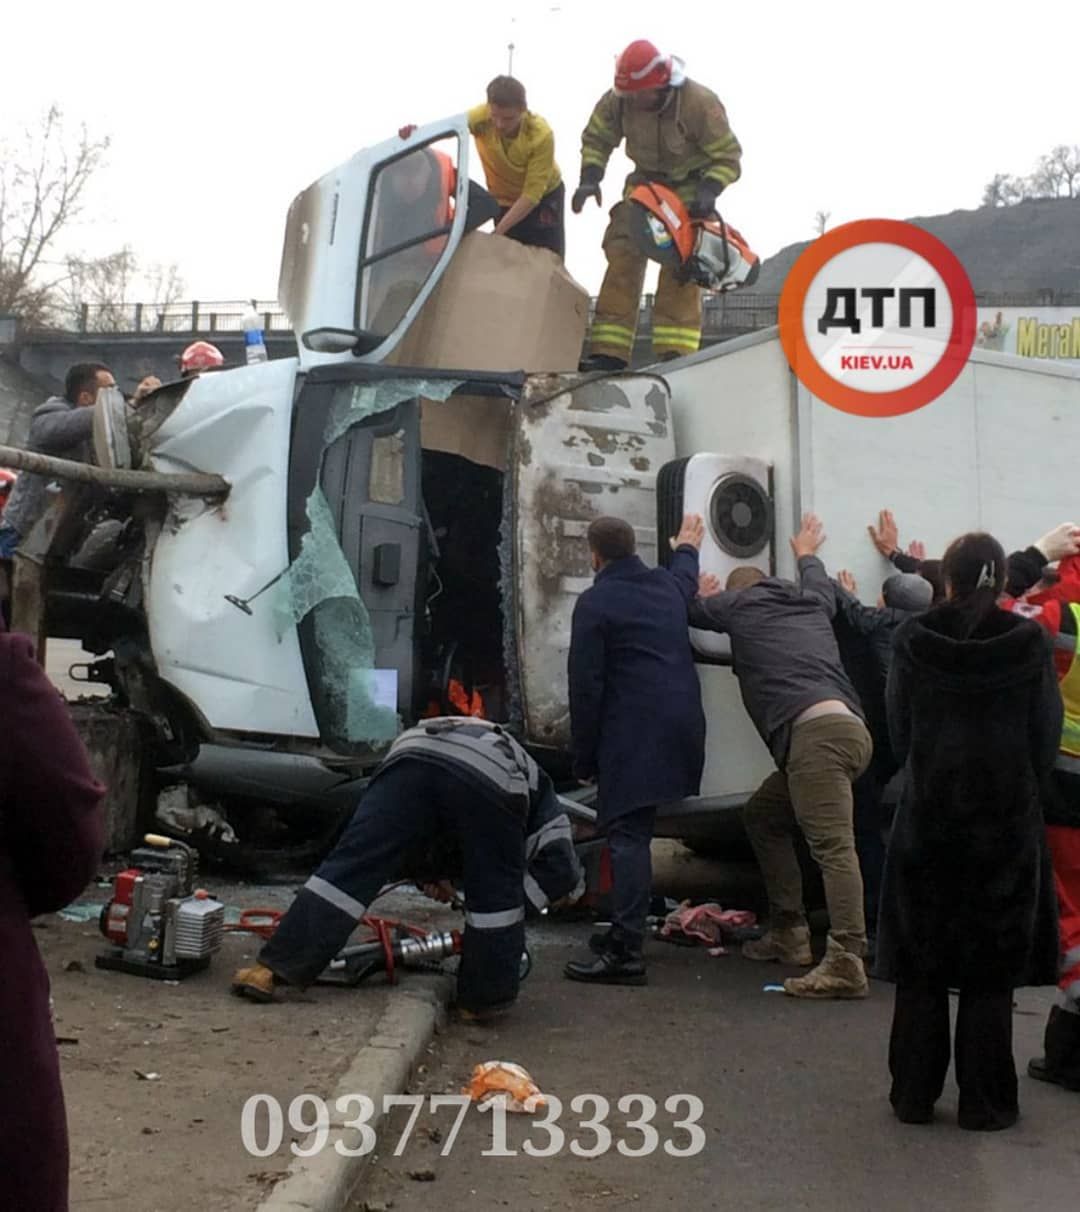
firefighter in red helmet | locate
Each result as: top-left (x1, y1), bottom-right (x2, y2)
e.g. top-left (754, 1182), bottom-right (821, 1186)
top-left (574, 41), bottom-right (742, 370)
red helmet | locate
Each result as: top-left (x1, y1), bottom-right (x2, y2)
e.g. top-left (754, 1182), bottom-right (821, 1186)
top-left (179, 341), bottom-right (225, 374)
top-left (614, 40), bottom-right (681, 95)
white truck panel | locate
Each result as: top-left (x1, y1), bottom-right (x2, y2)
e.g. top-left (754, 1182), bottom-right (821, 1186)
top-left (661, 330), bottom-right (1080, 805)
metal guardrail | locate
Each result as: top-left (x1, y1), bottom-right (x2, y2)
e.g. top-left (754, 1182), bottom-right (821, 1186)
top-left (75, 300), bottom-right (289, 335)
top-left (55, 290), bottom-right (1080, 340)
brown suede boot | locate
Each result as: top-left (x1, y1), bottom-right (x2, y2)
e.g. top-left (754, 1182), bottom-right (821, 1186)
top-left (783, 937), bottom-right (868, 999)
top-left (231, 962), bottom-right (279, 1003)
top-left (741, 925), bottom-right (813, 965)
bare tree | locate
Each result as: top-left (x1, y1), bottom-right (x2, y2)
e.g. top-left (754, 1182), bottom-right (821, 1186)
top-left (813, 210), bottom-right (831, 236)
top-left (58, 246), bottom-right (138, 331)
top-left (1029, 153), bottom-right (1067, 199)
top-left (981, 173), bottom-right (1028, 207)
top-left (144, 261), bottom-right (185, 308)
top-left (0, 105), bottom-right (110, 324)
top-left (1047, 144), bottom-right (1080, 198)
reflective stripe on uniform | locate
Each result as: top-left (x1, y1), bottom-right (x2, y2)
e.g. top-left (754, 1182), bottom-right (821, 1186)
top-left (1062, 944), bottom-right (1080, 976)
top-left (652, 324), bottom-right (701, 352)
top-left (589, 322), bottom-right (636, 357)
top-left (526, 813), bottom-right (573, 859)
top-left (524, 872), bottom-right (548, 912)
top-left (465, 906), bottom-right (526, 930)
top-left (591, 322), bottom-right (636, 342)
top-left (305, 875), bottom-right (366, 920)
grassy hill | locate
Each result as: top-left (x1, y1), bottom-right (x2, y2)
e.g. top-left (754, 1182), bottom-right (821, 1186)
top-left (747, 196), bottom-right (1080, 298)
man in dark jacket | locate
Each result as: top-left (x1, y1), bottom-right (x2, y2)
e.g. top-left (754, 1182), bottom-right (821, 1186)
top-left (689, 514), bottom-right (872, 999)
top-left (0, 623), bottom-right (106, 1212)
top-left (0, 362), bottom-right (116, 558)
top-left (233, 717), bottom-right (583, 1020)
top-left (830, 568), bottom-right (933, 947)
top-left (564, 513), bottom-right (706, 985)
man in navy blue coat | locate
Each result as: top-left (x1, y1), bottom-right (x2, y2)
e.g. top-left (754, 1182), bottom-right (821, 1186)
top-left (564, 513), bottom-right (707, 985)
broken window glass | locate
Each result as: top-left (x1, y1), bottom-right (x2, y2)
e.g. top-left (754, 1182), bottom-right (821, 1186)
top-left (274, 378), bottom-right (464, 748)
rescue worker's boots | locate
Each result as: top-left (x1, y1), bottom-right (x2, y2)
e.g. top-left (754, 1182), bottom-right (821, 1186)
top-left (565, 933), bottom-right (647, 986)
top-left (1028, 1005), bottom-right (1080, 1090)
top-left (783, 936), bottom-right (869, 1000)
top-left (231, 962), bottom-right (280, 1003)
top-left (741, 923), bottom-right (813, 965)
top-left (578, 354), bottom-right (628, 374)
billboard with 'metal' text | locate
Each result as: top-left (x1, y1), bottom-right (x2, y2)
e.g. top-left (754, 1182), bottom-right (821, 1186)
top-left (975, 307), bottom-right (1080, 363)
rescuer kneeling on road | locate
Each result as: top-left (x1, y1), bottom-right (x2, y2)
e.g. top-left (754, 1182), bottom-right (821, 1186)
top-left (232, 717), bottom-right (583, 1020)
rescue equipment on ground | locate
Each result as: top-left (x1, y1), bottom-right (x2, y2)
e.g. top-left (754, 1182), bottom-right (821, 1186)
top-left (318, 915), bottom-right (464, 987)
top-left (96, 835), bottom-right (225, 979)
top-left (627, 181), bottom-right (760, 292)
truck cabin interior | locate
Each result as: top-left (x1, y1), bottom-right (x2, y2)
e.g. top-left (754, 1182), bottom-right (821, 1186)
top-left (287, 365), bottom-right (525, 750)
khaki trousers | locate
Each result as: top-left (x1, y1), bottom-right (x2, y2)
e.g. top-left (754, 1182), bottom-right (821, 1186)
top-left (743, 714), bottom-right (873, 955)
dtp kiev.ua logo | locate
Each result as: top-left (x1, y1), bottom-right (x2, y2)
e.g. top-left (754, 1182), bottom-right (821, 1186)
top-left (778, 219), bottom-right (976, 417)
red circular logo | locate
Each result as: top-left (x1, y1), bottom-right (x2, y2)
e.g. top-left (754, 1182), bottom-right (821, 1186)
top-left (778, 219), bottom-right (976, 417)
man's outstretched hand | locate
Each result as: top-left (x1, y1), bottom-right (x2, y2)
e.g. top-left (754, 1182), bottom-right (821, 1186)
top-left (672, 513), bottom-right (705, 551)
top-left (791, 512), bottom-right (826, 559)
top-left (868, 509), bottom-right (899, 557)
top-left (836, 569), bottom-right (857, 595)
top-left (698, 572), bottom-right (721, 597)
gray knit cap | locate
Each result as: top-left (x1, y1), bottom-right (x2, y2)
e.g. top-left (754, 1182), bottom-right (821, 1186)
top-left (882, 572), bottom-right (933, 612)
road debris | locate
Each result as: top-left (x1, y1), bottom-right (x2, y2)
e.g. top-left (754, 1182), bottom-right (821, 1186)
top-left (465, 1061), bottom-right (546, 1112)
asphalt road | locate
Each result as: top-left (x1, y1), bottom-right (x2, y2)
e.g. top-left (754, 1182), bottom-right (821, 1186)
top-left (352, 843), bottom-right (1080, 1212)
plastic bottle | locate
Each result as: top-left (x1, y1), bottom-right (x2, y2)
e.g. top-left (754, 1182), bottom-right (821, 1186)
top-left (242, 302), bottom-right (269, 365)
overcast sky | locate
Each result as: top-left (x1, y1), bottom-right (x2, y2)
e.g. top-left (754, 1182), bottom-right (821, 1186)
top-left (2, 0), bottom-right (1075, 305)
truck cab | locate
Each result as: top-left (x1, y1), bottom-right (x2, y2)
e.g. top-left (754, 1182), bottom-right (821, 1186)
top-left (32, 118), bottom-right (678, 858)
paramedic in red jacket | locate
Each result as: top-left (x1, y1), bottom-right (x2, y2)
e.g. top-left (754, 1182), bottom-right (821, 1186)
top-left (0, 625), bottom-right (105, 1212)
top-left (1001, 522), bottom-right (1080, 1089)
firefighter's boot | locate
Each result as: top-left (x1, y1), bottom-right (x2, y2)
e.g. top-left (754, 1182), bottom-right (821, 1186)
top-left (578, 354), bottom-right (628, 373)
top-left (1029, 1005), bottom-right (1080, 1090)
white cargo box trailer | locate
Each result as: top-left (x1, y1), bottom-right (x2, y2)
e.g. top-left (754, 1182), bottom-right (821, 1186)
top-left (653, 326), bottom-right (1080, 846)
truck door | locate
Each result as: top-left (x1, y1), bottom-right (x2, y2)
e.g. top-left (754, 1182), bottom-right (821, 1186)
top-left (513, 373), bottom-right (676, 750)
top-left (279, 118), bottom-right (479, 371)
top-left (287, 365), bottom-right (426, 750)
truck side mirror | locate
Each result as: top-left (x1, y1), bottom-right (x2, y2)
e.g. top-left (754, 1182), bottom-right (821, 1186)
top-left (301, 327), bottom-right (383, 357)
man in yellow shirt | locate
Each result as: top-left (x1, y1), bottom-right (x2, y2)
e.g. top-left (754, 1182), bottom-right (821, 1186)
top-left (467, 76), bottom-right (564, 258)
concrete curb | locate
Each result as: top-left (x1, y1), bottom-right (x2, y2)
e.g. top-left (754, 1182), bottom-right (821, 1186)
top-left (256, 973), bottom-right (454, 1212)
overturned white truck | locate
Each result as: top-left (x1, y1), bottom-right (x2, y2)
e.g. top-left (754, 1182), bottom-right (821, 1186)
top-left (20, 116), bottom-right (1080, 864)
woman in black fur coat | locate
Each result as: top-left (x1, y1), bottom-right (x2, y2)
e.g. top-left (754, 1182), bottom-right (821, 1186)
top-left (877, 531), bottom-right (1061, 1131)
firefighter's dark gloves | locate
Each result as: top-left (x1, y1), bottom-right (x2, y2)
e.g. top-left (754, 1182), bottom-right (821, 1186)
top-left (688, 180), bottom-right (723, 219)
top-left (572, 182), bottom-right (602, 214)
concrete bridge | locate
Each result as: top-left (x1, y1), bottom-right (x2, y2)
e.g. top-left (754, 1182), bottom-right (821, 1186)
top-left (0, 294), bottom-right (780, 404)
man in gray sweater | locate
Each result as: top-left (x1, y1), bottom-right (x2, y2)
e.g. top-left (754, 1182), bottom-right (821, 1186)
top-left (0, 363), bottom-right (115, 558)
top-left (689, 513), bottom-right (873, 999)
